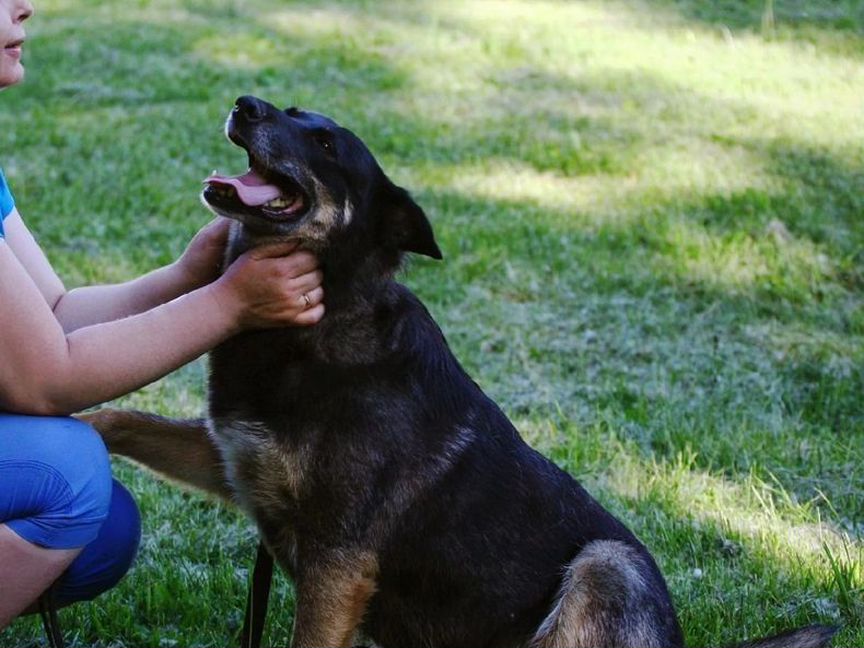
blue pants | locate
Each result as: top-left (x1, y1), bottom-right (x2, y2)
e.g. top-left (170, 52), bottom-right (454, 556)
top-left (0, 414), bottom-right (141, 607)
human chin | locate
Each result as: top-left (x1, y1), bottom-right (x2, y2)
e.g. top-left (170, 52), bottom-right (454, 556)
top-left (0, 59), bottom-right (24, 88)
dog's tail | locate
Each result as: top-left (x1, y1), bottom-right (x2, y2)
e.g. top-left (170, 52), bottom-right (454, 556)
top-left (727, 624), bottom-right (838, 648)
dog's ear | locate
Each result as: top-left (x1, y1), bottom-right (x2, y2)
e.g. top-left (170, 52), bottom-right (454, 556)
top-left (377, 180), bottom-right (443, 260)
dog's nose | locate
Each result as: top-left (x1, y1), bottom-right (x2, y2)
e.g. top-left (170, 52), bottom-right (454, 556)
top-left (234, 95), bottom-right (266, 122)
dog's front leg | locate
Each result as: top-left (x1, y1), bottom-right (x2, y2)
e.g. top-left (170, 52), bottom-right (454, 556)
top-left (78, 408), bottom-right (232, 501)
top-left (290, 551), bottom-right (379, 648)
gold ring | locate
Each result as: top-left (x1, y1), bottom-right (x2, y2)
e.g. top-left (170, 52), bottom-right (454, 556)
top-left (302, 293), bottom-right (311, 308)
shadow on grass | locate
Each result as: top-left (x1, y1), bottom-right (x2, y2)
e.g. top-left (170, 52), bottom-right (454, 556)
top-left (639, 0), bottom-right (864, 58)
top-left (611, 483), bottom-right (853, 647)
top-left (22, 12), bottom-right (412, 112)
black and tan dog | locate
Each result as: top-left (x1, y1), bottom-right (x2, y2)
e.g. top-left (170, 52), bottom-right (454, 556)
top-left (84, 96), bottom-right (836, 648)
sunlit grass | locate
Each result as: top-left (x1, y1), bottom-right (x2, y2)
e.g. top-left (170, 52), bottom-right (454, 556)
top-left (2, 0), bottom-right (862, 645)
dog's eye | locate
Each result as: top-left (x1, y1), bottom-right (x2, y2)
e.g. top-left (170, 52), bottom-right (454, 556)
top-left (314, 132), bottom-right (336, 157)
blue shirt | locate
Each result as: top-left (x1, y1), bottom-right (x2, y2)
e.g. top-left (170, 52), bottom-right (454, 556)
top-left (0, 169), bottom-right (15, 239)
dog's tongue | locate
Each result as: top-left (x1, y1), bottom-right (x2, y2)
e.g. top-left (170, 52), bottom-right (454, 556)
top-left (205, 170), bottom-right (282, 206)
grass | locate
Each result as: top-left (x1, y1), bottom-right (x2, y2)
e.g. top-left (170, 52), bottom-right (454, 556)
top-left (2, 0), bottom-right (862, 645)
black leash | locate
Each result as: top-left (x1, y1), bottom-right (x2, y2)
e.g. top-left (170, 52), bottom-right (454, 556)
top-left (38, 582), bottom-right (65, 648)
top-left (36, 543), bottom-right (273, 648)
top-left (239, 542), bottom-right (368, 648)
top-left (240, 540), bottom-right (275, 648)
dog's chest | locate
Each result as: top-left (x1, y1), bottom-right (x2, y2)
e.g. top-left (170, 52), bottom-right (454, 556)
top-left (208, 331), bottom-right (307, 415)
top-left (208, 418), bottom-right (305, 511)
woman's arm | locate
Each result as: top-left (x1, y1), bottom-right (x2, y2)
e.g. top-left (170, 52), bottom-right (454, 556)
top-left (3, 213), bottom-right (230, 332)
top-left (52, 264), bottom-right (202, 332)
top-left (0, 217), bottom-right (323, 416)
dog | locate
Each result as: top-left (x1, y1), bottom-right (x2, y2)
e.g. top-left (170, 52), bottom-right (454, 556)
top-left (82, 96), bottom-right (837, 648)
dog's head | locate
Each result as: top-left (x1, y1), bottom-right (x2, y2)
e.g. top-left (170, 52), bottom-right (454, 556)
top-left (202, 95), bottom-right (442, 262)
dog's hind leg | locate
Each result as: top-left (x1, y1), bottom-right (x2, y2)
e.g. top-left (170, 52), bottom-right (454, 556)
top-left (289, 550), bottom-right (379, 648)
top-left (530, 540), bottom-right (682, 648)
top-left (78, 408), bottom-right (232, 500)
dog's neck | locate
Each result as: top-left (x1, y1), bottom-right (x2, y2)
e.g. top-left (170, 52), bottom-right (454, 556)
top-left (222, 223), bottom-right (409, 366)
top-left (225, 221), bottom-right (401, 315)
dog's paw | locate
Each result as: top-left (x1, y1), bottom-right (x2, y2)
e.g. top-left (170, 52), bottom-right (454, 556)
top-left (75, 407), bottom-right (122, 432)
top-left (74, 408), bottom-right (133, 450)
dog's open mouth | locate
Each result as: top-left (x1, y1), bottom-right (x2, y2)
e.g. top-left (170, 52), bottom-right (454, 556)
top-left (204, 168), bottom-right (307, 221)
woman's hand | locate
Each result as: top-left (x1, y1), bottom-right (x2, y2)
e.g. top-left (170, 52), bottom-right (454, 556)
top-left (174, 218), bottom-right (232, 289)
top-left (211, 241), bottom-right (325, 330)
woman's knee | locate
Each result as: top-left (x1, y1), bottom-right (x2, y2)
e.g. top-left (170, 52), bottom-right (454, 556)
top-left (37, 417), bottom-right (113, 534)
top-left (55, 480), bottom-right (142, 606)
top-left (0, 414), bottom-right (113, 549)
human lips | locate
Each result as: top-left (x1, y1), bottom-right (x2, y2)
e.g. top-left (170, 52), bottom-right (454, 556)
top-left (4, 38), bottom-right (25, 59)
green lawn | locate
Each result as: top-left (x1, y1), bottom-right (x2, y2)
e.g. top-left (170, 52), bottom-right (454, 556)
top-left (2, 0), bottom-right (862, 646)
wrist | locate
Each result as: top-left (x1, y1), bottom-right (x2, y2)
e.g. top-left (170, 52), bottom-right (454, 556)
top-left (201, 280), bottom-right (246, 336)
top-left (175, 243), bottom-right (226, 288)
top-left (169, 258), bottom-right (202, 290)
top-left (161, 260), bottom-right (191, 293)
